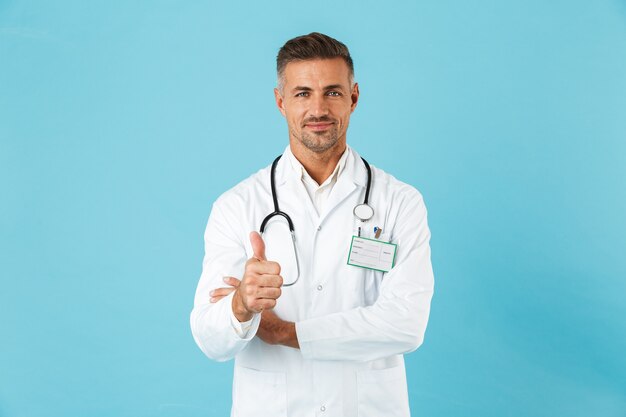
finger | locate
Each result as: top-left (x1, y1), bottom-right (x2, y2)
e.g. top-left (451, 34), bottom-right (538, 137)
top-left (209, 287), bottom-right (237, 303)
top-left (250, 231), bottom-right (267, 261)
top-left (251, 298), bottom-right (277, 311)
top-left (255, 286), bottom-right (282, 300)
top-left (258, 274), bottom-right (283, 288)
top-left (247, 273), bottom-right (283, 288)
top-left (247, 260), bottom-right (281, 276)
top-left (211, 287), bottom-right (237, 298)
top-left (222, 276), bottom-right (241, 287)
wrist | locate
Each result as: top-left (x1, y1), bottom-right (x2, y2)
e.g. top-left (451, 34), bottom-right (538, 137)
top-left (232, 290), bottom-right (254, 322)
top-left (280, 321), bottom-right (299, 349)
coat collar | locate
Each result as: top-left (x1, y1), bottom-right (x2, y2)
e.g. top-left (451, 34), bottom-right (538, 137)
top-left (272, 144), bottom-right (369, 223)
top-left (274, 144), bottom-right (368, 189)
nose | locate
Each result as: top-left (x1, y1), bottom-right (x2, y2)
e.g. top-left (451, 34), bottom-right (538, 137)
top-left (308, 93), bottom-right (329, 118)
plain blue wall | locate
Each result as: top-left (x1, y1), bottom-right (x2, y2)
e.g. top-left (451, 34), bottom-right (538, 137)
top-left (1, 1), bottom-right (625, 416)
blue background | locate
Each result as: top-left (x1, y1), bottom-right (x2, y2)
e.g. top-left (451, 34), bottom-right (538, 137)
top-left (1, 1), bottom-right (625, 416)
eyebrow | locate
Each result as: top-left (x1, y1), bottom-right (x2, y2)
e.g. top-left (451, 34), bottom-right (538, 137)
top-left (291, 84), bottom-right (347, 93)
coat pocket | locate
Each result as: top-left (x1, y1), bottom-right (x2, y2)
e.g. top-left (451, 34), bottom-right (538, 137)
top-left (232, 366), bottom-right (287, 417)
top-left (356, 366), bottom-right (410, 417)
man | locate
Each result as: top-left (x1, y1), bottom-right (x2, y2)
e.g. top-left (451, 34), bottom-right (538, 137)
top-left (190, 32), bottom-right (434, 417)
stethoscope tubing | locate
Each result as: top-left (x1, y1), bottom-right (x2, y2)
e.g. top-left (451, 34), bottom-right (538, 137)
top-left (259, 153), bottom-right (373, 286)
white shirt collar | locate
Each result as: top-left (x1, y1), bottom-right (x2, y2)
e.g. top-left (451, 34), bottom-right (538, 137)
top-left (284, 145), bottom-right (350, 187)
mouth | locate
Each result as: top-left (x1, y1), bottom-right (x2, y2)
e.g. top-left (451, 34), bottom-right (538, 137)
top-left (304, 122), bottom-right (334, 131)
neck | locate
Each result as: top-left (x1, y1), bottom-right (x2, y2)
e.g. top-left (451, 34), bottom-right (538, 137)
top-left (289, 138), bottom-right (346, 185)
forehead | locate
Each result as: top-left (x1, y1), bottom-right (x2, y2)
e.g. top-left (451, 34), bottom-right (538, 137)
top-left (282, 58), bottom-right (352, 88)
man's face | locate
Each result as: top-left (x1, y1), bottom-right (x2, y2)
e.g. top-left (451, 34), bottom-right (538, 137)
top-left (275, 58), bottom-right (359, 154)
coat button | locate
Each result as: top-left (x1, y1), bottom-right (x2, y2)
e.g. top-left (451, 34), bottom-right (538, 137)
top-left (317, 285), bottom-right (323, 291)
top-left (320, 405), bottom-right (326, 412)
top-left (317, 226), bottom-right (322, 231)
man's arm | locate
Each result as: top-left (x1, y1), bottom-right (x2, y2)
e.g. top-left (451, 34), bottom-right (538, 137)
top-left (191, 195), bottom-right (285, 362)
top-left (256, 310), bottom-right (299, 349)
top-left (209, 189), bottom-right (434, 361)
top-left (295, 189), bottom-right (434, 362)
top-left (210, 283), bottom-right (299, 349)
top-left (190, 200), bottom-right (255, 362)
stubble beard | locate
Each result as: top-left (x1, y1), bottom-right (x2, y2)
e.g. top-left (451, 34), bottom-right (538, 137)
top-left (296, 125), bottom-right (340, 154)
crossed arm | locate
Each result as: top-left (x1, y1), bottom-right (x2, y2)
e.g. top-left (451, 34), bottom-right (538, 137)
top-left (210, 230), bottom-right (300, 349)
top-left (212, 276), bottom-right (298, 348)
top-left (193, 188), bottom-right (434, 362)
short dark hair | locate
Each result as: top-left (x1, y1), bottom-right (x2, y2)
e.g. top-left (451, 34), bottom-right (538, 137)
top-left (276, 32), bottom-right (354, 91)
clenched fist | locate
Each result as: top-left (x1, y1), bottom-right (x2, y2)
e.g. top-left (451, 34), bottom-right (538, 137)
top-left (232, 232), bottom-right (283, 322)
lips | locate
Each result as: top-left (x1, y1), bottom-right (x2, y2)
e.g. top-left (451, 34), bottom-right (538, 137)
top-left (305, 122), bottom-right (334, 131)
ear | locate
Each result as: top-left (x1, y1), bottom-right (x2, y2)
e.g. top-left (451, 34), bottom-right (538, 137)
top-left (274, 88), bottom-right (286, 117)
top-left (350, 83), bottom-right (360, 113)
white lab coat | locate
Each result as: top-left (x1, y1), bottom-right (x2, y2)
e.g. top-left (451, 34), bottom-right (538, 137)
top-left (190, 145), bottom-right (434, 417)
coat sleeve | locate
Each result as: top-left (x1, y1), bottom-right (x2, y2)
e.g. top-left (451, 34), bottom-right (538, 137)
top-left (296, 188), bottom-right (435, 362)
top-left (190, 199), bottom-right (261, 362)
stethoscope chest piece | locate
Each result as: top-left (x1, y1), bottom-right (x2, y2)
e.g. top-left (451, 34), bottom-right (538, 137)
top-left (353, 203), bottom-right (374, 221)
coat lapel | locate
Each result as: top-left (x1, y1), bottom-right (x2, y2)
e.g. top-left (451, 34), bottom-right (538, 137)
top-left (274, 145), bottom-right (369, 226)
top-left (275, 148), bottom-right (320, 225)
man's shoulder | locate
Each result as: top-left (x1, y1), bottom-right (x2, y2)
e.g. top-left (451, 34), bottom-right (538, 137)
top-left (369, 163), bottom-right (424, 203)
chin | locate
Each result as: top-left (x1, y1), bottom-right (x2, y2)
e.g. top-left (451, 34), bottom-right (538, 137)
top-left (304, 141), bottom-right (338, 154)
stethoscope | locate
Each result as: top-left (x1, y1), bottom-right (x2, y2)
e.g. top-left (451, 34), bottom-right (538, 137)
top-left (259, 154), bottom-right (374, 286)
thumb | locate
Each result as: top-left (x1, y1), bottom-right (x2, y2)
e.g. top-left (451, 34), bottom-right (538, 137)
top-left (250, 231), bottom-right (266, 261)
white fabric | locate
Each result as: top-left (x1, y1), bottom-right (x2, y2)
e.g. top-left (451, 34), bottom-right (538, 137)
top-left (190, 145), bottom-right (435, 417)
top-left (286, 146), bottom-right (349, 216)
top-left (229, 147), bottom-right (350, 338)
top-left (229, 307), bottom-right (255, 337)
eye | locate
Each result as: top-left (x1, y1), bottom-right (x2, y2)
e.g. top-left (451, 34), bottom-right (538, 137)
top-left (295, 91), bottom-right (309, 97)
top-left (327, 91), bottom-right (341, 97)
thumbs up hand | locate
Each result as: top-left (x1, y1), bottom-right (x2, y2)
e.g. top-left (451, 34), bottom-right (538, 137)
top-left (232, 232), bottom-right (283, 322)
top-left (249, 231), bottom-right (267, 261)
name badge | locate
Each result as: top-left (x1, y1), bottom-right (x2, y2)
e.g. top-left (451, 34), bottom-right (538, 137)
top-left (347, 236), bottom-right (397, 272)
